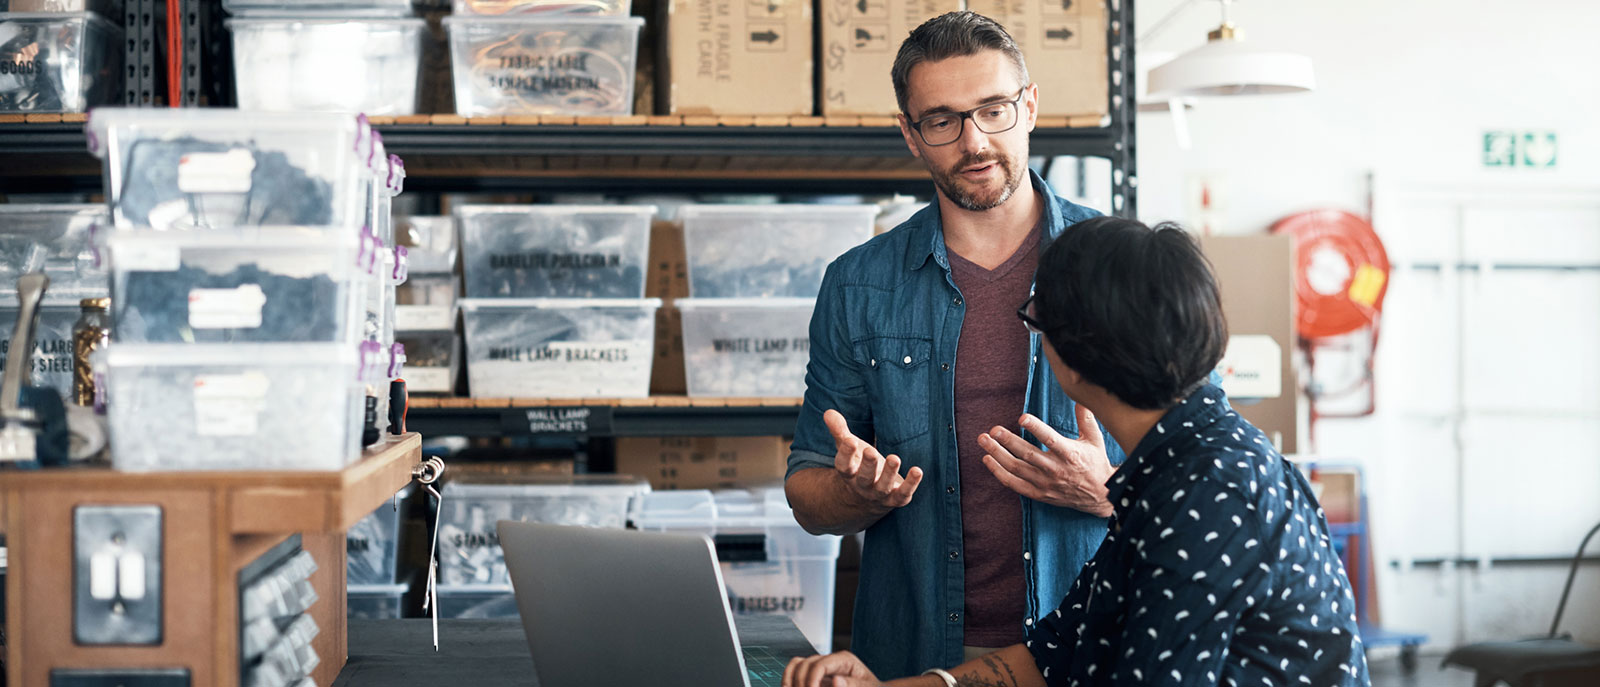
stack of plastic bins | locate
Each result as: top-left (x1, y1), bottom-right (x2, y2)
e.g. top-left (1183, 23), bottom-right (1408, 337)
top-left (455, 205), bottom-right (659, 399)
top-left (223, 0), bottom-right (425, 116)
top-left (394, 215), bottom-right (460, 395)
top-left (347, 497), bottom-right (408, 619)
top-left (434, 473), bottom-right (649, 618)
top-left (86, 108), bottom-right (392, 471)
top-left (631, 486), bottom-right (842, 652)
top-left (0, 204), bottom-right (109, 399)
top-left (675, 205), bottom-right (876, 398)
top-left (0, 10), bottom-right (122, 113)
top-left (358, 134), bottom-right (408, 439)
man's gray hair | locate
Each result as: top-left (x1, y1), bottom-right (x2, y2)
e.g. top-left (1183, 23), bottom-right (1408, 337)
top-left (891, 11), bottom-right (1030, 116)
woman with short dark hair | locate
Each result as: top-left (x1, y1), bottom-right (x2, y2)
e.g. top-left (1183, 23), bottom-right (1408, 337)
top-left (785, 218), bottom-right (1371, 687)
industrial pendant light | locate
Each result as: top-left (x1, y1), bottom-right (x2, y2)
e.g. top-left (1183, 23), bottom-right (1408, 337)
top-left (1145, 0), bottom-right (1316, 99)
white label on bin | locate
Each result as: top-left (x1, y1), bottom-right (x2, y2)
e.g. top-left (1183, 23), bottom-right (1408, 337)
top-left (114, 242), bottom-right (181, 272)
top-left (395, 305), bottom-right (454, 332)
top-left (402, 367), bottom-right (451, 393)
top-left (193, 372), bottom-right (270, 437)
top-left (189, 285), bottom-right (267, 329)
top-left (471, 340), bottom-right (652, 397)
top-left (177, 149), bottom-right (256, 194)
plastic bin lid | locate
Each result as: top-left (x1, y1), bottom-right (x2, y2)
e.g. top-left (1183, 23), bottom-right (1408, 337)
top-left (348, 582), bottom-right (409, 595)
top-left (225, 16), bottom-right (426, 28)
top-left (678, 204), bottom-right (880, 220)
top-left (86, 108), bottom-right (361, 158)
top-left (103, 226), bottom-right (364, 251)
top-left (442, 15), bottom-right (645, 27)
top-left (105, 342), bottom-right (361, 368)
top-left (443, 471), bottom-right (652, 496)
top-left (0, 11), bottom-right (118, 30)
top-left (453, 204), bottom-right (657, 218)
top-left (631, 486), bottom-right (800, 530)
top-left (674, 298), bottom-right (816, 310)
top-left (459, 298), bottom-right (662, 311)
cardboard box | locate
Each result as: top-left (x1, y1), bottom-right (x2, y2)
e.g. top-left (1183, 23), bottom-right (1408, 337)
top-left (1200, 234), bottom-right (1300, 454)
top-left (648, 219), bottom-right (689, 394)
top-left (966, 0), bottom-right (1108, 118)
top-left (616, 436), bottom-right (790, 489)
top-left (818, 0), bottom-right (961, 116)
top-left (659, 0), bottom-right (813, 115)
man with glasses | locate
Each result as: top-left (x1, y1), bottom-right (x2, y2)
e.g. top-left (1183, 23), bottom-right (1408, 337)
top-left (784, 11), bottom-right (1125, 680)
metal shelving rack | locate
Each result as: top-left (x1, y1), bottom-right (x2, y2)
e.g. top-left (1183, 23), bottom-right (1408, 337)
top-left (0, 0), bottom-right (1138, 437)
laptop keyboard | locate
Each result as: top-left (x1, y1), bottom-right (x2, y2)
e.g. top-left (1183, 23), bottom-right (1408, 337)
top-left (743, 645), bottom-right (786, 687)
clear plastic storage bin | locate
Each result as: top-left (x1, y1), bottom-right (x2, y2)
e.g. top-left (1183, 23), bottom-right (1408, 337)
top-left (106, 230), bottom-right (368, 345)
top-left (395, 274), bottom-right (456, 331)
top-left (457, 204), bottom-right (652, 298)
top-left (436, 586), bottom-right (518, 619)
top-left (0, 305), bottom-right (80, 397)
top-left (437, 473), bottom-right (649, 586)
top-left (632, 487), bottom-right (842, 653)
top-left (0, 11), bottom-right (121, 113)
top-left (680, 205), bottom-right (876, 299)
top-left (106, 343), bottom-right (364, 471)
top-left (0, 203), bottom-right (108, 303)
top-left (676, 298), bottom-right (813, 398)
top-left (396, 215), bottom-right (456, 274)
top-left (460, 298), bottom-right (658, 398)
top-left (395, 330), bottom-right (456, 393)
top-left (347, 583), bottom-right (408, 620)
top-left (87, 108), bottom-right (370, 231)
top-left (452, 0), bottom-right (631, 16)
top-left (228, 17), bottom-right (424, 116)
top-left (443, 16), bottom-right (642, 116)
top-left (347, 501), bottom-right (401, 586)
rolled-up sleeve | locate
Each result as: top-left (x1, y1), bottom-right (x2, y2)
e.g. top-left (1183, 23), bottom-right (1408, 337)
top-left (787, 262), bottom-right (874, 480)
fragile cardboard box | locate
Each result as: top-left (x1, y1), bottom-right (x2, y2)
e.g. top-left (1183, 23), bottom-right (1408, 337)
top-left (616, 436), bottom-right (790, 490)
top-left (648, 219), bottom-right (689, 394)
top-left (660, 0), bottom-right (813, 115)
top-left (818, 0), bottom-right (961, 116)
top-left (1200, 234), bottom-right (1300, 454)
top-left (966, 0), bottom-right (1108, 118)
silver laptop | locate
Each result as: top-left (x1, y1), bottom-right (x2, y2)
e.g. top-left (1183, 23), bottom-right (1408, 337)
top-left (497, 520), bottom-right (801, 687)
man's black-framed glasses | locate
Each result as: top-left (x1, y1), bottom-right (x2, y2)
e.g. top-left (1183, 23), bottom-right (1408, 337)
top-left (908, 87), bottom-right (1027, 146)
top-left (1017, 292), bottom-right (1048, 335)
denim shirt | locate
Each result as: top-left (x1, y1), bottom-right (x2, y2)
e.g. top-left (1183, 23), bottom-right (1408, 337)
top-left (784, 171), bottom-right (1125, 679)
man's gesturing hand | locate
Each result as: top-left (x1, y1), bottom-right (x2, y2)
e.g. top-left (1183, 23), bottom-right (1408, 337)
top-left (978, 404), bottom-right (1114, 517)
top-left (825, 409), bottom-right (923, 510)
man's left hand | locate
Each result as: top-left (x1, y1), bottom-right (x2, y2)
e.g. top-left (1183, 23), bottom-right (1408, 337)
top-left (979, 404), bottom-right (1114, 517)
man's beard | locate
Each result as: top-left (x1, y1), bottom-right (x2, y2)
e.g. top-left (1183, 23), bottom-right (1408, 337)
top-left (928, 151), bottom-right (1024, 211)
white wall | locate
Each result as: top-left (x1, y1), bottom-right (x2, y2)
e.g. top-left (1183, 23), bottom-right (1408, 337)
top-left (1134, 0), bottom-right (1600, 650)
top-left (1135, 0), bottom-right (1600, 232)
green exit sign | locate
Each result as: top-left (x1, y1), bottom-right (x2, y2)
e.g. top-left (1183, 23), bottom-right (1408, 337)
top-left (1484, 130), bottom-right (1558, 168)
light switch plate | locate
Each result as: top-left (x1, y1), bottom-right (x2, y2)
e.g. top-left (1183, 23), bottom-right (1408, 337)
top-left (73, 505), bottom-right (162, 645)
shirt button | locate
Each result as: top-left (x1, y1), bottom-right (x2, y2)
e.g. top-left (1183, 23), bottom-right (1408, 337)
top-left (1023, 551), bottom-right (1032, 561)
top-left (1025, 617), bottom-right (1034, 626)
top-left (949, 550), bottom-right (960, 561)
top-left (903, 355), bottom-right (912, 364)
top-left (947, 423), bottom-right (953, 431)
top-left (949, 613), bottom-right (961, 623)
top-left (946, 486), bottom-right (956, 495)
top-left (941, 363), bottom-right (950, 371)
top-left (953, 297), bottom-right (963, 306)
top-left (870, 358), bottom-right (876, 366)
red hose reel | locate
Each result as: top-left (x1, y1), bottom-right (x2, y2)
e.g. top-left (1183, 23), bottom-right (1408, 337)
top-left (1270, 210), bottom-right (1390, 419)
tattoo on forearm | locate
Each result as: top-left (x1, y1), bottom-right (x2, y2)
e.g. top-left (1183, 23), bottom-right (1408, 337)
top-left (956, 655), bottom-right (1020, 687)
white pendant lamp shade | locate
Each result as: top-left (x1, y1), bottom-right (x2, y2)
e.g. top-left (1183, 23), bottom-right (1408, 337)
top-left (1146, 32), bottom-right (1315, 99)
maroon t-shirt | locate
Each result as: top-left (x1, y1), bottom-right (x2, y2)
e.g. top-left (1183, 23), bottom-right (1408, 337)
top-left (948, 222), bottom-right (1042, 647)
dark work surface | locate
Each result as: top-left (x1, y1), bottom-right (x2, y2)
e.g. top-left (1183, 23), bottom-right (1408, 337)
top-left (334, 616), bottom-right (818, 686)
